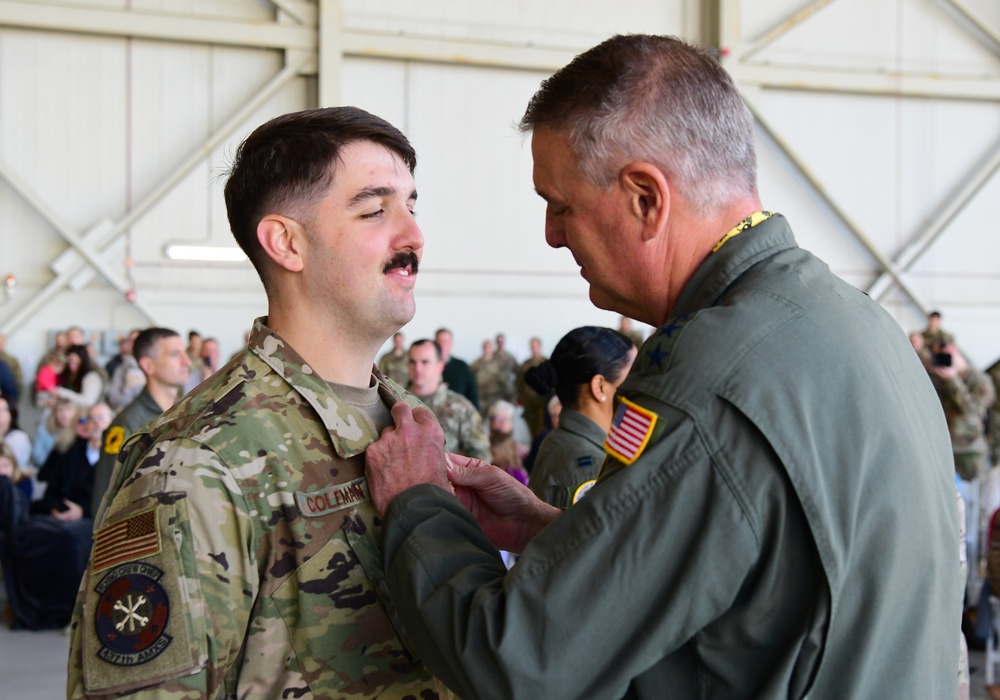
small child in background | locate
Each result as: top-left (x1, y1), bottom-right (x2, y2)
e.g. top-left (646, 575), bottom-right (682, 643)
top-left (33, 349), bottom-right (66, 404)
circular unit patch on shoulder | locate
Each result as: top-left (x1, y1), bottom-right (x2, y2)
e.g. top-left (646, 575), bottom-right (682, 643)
top-left (94, 562), bottom-right (172, 666)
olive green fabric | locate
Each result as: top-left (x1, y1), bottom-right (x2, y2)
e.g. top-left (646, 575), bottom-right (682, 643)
top-left (381, 215), bottom-right (961, 699)
top-left (528, 409), bottom-right (607, 508)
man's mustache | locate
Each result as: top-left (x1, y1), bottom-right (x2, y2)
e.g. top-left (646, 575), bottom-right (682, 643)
top-left (383, 251), bottom-right (419, 274)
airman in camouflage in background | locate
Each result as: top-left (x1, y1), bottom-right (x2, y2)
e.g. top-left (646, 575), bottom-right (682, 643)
top-left (472, 338), bottom-right (515, 415)
top-left (67, 107), bottom-right (451, 698)
top-left (378, 331), bottom-right (409, 386)
top-left (409, 339), bottom-right (490, 462)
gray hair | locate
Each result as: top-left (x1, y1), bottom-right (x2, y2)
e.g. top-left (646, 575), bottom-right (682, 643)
top-left (520, 34), bottom-right (757, 213)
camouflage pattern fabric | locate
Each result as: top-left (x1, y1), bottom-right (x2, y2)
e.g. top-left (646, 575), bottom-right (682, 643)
top-left (378, 349), bottom-right (409, 387)
top-left (471, 356), bottom-right (515, 415)
top-left (987, 360), bottom-right (1000, 467)
top-left (67, 317), bottom-right (451, 699)
top-left (416, 383), bottom-right (490, 462)
top-left (494, 350), bottom-right (518, 395)
top-left (930, 364), bottom-right (996, 480)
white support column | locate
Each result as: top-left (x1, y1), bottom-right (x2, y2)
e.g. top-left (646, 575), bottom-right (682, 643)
top-left (317, 0), bottom-right (343, 107)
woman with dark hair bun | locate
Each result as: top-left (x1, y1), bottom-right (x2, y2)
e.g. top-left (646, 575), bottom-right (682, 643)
top-left (525, 326), bottom-right (636, 508)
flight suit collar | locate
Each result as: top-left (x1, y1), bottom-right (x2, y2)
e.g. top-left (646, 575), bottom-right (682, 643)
top-left (672, 213), bottom-right (797, 320)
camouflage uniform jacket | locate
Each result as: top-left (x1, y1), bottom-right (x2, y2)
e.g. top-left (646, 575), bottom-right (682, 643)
top-left (67, 317), bottom-right (449, 699)
top-left (987, 359), bottom-right (1000, 465)
top-left (930, 364), bottom-right (995, 470)
top-left (415, 383), bottom-right (490, 462)
top-left (494, 351), bottom-right (518, 396)
top-left (470, 356), bottom-right (515, 414)
top-left (377, 349), bottom-right (409, 387)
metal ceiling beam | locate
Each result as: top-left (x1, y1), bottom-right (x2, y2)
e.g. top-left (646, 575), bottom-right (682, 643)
top-left (944, 0), bottom-right (1000, 56)
top-left (0, 56), bottom-right (309, 335)
top-left (867, 138), bottom-right (1000, 302)
top-left (729, 63), bottom-right (1000, 102)
top-left (742, 88), bottom-right (930, 313)
top-left (0, 1), bottom-right (578, 73)
top-left (0, 0), bottom-right (315, 51)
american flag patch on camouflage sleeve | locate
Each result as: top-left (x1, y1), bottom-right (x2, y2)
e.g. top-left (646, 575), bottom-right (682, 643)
top-left (92, 508), bottom-right (161, 573)
top-left (604, 397), bottom-right (659, 465)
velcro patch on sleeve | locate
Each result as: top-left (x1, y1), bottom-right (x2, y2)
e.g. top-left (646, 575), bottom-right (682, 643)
top-left (92, 507), bottom-right (160, 574)
top-left (604, 396), bottom-right (660, 466)
top-left (82, 496), bottom-right (205, 694)
top-left (103, 425), bottom-right (126, 455)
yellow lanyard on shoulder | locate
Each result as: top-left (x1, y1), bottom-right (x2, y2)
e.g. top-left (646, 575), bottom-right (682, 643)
top-left (712, 211), bottom-right (773, 253)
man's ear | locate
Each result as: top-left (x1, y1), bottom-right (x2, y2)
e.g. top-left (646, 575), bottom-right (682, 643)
top-left (257, 215), bottom-right (305, 273)
top-left (137, 355), bottom-right (154, 378)
top-left (620, 163), bottom-right (670, 242)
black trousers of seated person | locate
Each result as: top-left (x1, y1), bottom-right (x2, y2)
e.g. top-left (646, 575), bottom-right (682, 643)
top-left (0, 475), bottom-right (92, 630)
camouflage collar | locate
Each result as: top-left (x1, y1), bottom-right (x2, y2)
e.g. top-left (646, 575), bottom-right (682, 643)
top-left (247, 317), bottom-right (407, 459)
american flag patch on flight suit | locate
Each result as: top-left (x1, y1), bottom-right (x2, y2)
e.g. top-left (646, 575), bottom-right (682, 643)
top-left (604, 397), bottom-right (658, 465)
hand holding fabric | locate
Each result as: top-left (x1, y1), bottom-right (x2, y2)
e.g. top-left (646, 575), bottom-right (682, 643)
top-left (365, 401), bottom-right (453, 515)
top-left (446, 453), bottom-right (560, 554)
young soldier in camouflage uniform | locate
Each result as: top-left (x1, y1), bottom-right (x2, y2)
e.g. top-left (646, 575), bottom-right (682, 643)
top-left (409, 339), bottom-right (490, 462)
top-left (67, 107), bottom-right (451, 698)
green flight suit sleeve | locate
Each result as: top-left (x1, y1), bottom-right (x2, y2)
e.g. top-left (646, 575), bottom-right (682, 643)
top-left (381, 395), bottom-right (763, 699)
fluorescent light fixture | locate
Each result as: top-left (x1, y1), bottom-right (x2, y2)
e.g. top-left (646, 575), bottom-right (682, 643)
top-left (163, 244), bottom-right (247, 262)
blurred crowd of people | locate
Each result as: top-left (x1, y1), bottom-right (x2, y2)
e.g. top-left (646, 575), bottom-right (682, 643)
top-left (0, 325), bottom-right (217, 629)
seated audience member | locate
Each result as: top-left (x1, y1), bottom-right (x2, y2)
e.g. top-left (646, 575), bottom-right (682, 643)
top-left (486, 399), bottom-right (529, 464)
top-left (0, 444), bottom-right (93, 629)
top-left (103, 329), bottom-right (140, 383)
top-left (407, 339), bottom-right (490, 461)
top-left (490, 430), bottom-right (529, 486)
top-left (32, 402), bottom-right (112, 521)
top-left (0, 334), bottom-right (22, 402)
top-left (0, 392), bottom-right (31, 469)
top-left (33, 349), bottom-right (66, 406)
top-left (526, 326), bottom-right (637, 508)
top-left (106, 333), bottom-right (148, 412)
top-left (29, 397), bottom-right (79, 469)
top-left (55, 345), bottom-right (105, 409)
top-left (0, 357), bottom-right (17, 405)
top-left (0, 441), bottom-right (33, 503)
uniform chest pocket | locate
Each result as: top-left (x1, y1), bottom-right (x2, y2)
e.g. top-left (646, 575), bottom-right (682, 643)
top-left (270, 510), bottom-right (433, 697)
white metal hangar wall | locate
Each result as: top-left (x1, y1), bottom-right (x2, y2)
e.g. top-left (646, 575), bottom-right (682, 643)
top-left (0, 0), bottom-right (997, 371)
